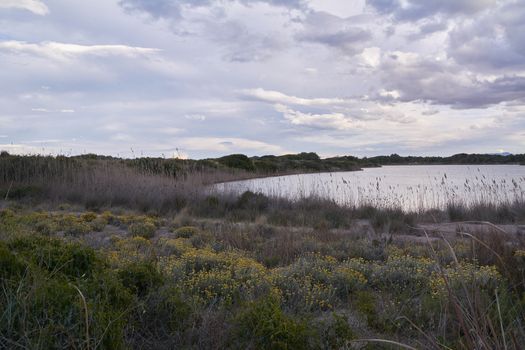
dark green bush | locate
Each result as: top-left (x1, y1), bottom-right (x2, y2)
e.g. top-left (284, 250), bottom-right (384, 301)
top-left (217, 154), bottom-right (255, 171)
top-left (0, 239), bottom-right (132, 349)
top-left (232, 296), bottom-right (313, 349)
top-left (317, 313), bottom-right (356, 349)
top-left (130, 285), bottom-right (192, 338)
top-left (8, 236), bottom-right (100, 279)
top-left (1, 185), bottom-right (43, 199)
top-left (118, 261), bottom-right (164, 297)
top-left (236, 191), bottom-right (270, 211)
top-left (0, 242), bottom-right (25, 279)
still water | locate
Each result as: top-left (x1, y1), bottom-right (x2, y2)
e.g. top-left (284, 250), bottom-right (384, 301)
top-left (217, 165), bottom-right (525, 211)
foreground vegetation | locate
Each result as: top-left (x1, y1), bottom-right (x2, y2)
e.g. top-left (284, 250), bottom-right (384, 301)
top-left (1, 204), bottom-right (524, 349)
top-left (1, 152), bottom-right (525, 349)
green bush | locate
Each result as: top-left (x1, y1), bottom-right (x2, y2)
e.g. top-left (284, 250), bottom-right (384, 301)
top-left (317, 313), bottom-right (356, 349)
top-left (132, 285), bottom-right (192, 336)
top-left (129, 222), bottom-right (157, 239)
top-left (118, 261), bottom-right (164, 297)
top-left (232, 296), bottom-right (312, 350)
top-left (0, 238), bottom-right (132, 349)
top-left (273, 255), bottom-right (364, 311)
top-left (80, 212), bottom-right (98, 222)
top-left (8, 236), bottom-right (101, 279)
top-left (1, 185), bottom-right (43, 199)
top-left (217, 154), bottom-right (255, 171)
top-left (173, 226), bottom-right (198, 238)
top-left (236, 191), bottom-right (270, 211)
top-left (34, 219), bottom-right (57, 235)
top-left (89, 216), bottom-right (108, 232)
top-left (0, 242), bottom-right (25, 278)
top-left (58, 214), bottom-right (91, 235)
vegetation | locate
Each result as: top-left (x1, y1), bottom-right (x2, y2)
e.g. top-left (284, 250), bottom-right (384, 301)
top-left (1, 206), bottom-right (524, 349)
top-left (364, 152), bottom-right (525, 166)
top-left (1, 151), bottom-right (525, 349)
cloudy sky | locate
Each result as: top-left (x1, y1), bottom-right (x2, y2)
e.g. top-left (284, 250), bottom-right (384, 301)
top-left (0, 0), bottom-right (524, 158)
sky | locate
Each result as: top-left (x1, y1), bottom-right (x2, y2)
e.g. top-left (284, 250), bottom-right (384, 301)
top-left (0, 0), bottom-right (524, 159)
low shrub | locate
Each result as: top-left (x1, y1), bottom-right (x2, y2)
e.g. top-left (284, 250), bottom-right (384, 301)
top-left (89, 216), bottom-right (108, 232)
top-left (58, 214), bottom-right (91, 235)
top-left (316, 313), bottom-right (356, 349)
top-left (232, 296), bottom-right (313, 350)
top-left (0, 242), bottom-right (26, 278)
top-left (8, 236), bottom-right (101, 279)
top-left (129, 222), bottom-right (157, 239)
top-left (80, 212), bottom-right (98, 222)
top-left (0, 238), bottom-right (133, 349)
top-left (161, 249), bottom-right (271, 307)
top-left (173, 226), bottom-right (198, 238)
top-left (118, 261), bottom-right (164, 297)
top-left (274, 255), bottom-right (340, 312)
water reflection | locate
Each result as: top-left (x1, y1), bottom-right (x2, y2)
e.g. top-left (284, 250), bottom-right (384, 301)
top-left (217, 165), bottom-right (525, 211)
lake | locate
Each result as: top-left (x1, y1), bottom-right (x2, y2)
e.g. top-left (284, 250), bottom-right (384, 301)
top-left (216, 165), bottom-right (525, 211)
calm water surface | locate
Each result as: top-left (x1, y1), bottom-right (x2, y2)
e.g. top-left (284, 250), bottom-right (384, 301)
top-left (217, 165), bottom-right (525, 211)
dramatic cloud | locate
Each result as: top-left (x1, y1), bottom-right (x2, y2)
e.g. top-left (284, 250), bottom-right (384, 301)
top-left (448, 1), bottom-right (525, 70)
top-left (1, 0), bottom-right (524, 157)
top-left (377, 51), bottom-right (525, 108)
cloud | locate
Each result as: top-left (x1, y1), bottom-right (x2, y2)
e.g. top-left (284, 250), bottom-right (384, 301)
top-left (119, 0), bottom-right (305, 20)
top-left (177, 137), bottom-right (284, 154)
top-left (296, 11), bottom-right (372, 54)
top-left (2, 0), bottom-right (525, 158)
top-left (0, 41), bottom-right (159, 61)
top-left (275, 104), bottom-right (358, 130)
top-left (245, 88), bottom-right (420, 126)
top-left (377, 51), bottom-right (525, 108)
top-left (367, 0), bottom-right (498, 21)
top-left (185, 114), bottom-right (206, 121)
top-left (0, 0), bottom-right (49, 16)
top-left (203, 19), bottom-right (289, 62)
top-left (242, 88), bottom-right (347, 106)
top-left (448, 1), bottom-right (525, 70)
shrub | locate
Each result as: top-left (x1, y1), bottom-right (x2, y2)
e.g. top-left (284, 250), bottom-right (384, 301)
top-left (0, 242), bottom-right (25, 279)
top-left (127, 285), bottom-right (193, 343)
top-left (58, 214), bottom-right (91, 235)
top-left (0, 239), bottom-right (132, 349)
top-left (368, 254), bottom-right (436, 294)
top-left (8, 236), bottom-right (101, 279)
top-left (317, 313), bottom-right (356, 349)
top-left (162, 249), bottom-right (270, 307)
top-left (34, 219), bottom-right (58, 235)
top-left (217, 154), bottom-right (255, 171)
top-left (118, 261), bottom-right (164, 297)
top-left (129, 222), bottom-right (157, 239)
top-left (89, 216), bottom-right (108, 232)
top-left (80, 212), bottom-right (98, 222)
top-left (157, 237), bottom-right (193, 257)
top-left (173, 226), bottom-right (198, 238)
top-left (232, 296), bottom-right (312, 350)
top-left (273, 255), bottom-right (340, 312)
top-left (1, 185), bottom-right (43, 199)
top-left (330, 266), bottom-right (367, 300)
top-left (236, 191), bottom-right (270, 211)
top-left (429, 262), bottom-right (502, 299)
